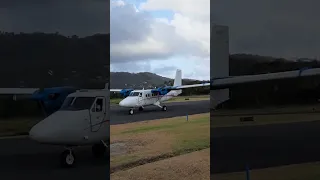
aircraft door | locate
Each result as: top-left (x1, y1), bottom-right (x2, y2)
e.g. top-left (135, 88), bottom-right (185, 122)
top-left (90, 97), bottom-right (106, 132)
top-left (137, 92), bottom-right (143, 105)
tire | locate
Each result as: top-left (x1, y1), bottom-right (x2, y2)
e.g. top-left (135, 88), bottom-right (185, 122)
top-left (60, 150), bottom-right (75, 168)
top-left (162, 106), bottom-right (167, 111)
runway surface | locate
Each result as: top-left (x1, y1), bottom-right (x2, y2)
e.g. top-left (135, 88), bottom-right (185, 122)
top-left (0, 100), bottom-right (208, 179)
top-left (0, 138), bottom-right (109, 179)
top-left (211, 120), bottom-right (320, 174)
top-left (110, 100), bottom-right (209, 125)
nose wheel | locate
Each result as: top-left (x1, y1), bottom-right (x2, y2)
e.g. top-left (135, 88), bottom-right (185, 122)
top-left (60, 148), bottom-right (75, 168)
top-left (129, 108), bottom-right (134, 115)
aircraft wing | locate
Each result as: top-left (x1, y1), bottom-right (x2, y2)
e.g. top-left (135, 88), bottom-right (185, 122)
top-left (0, 88), bottom-right (39, 95)
top-left (110, 89), bottom-right (122, 92)
top-left (174, 83), bottom-right (210, 89)
top-left (211, 68), bottom-right (320, 90)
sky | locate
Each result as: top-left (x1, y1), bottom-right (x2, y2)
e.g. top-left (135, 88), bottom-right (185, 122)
top-left (2, 1), bottom-right (320, 81)
top-left (110, 0), bottom-right (210, 80)
top-left (212, 0), bottom-right (320, 60)
top-left (0, 0), bottom-right (210, 80)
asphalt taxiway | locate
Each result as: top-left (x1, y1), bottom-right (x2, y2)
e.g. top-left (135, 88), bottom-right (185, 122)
top-left (110, 100), bottom-right (210, 125)
top-left (0, 137), bottom-right (109, 179)
top-left (0, 100), bottom-right (209, 179)
top-left (211, 119), bottom-right (320, 174)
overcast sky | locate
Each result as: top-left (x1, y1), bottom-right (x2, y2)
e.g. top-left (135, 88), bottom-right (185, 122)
top-left (110, 0), bottom-right (210, 80)
top-left (0, 0), bottom-right (210, 80)
top-left (3, 1), bottom-right (319, 81)
top-left (212, 0), bottom-right (320, 60)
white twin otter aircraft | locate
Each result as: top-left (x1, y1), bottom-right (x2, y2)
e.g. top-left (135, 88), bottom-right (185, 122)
top-left (110, 69), bottom-right (210, 115)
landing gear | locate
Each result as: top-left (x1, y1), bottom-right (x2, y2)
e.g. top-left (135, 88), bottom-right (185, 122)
top-left (139, 107), bottom-right (144, 111)
top-left (162, 105), bottom-right (167, 111)
top-left (155, 101), bottom-right (167, 112)
top-left (92, 142), bottom-right (106, 158)
top-left (129, 108), bottom-right (134, 115)
top-left (60, 147), bottom-right (75, 168)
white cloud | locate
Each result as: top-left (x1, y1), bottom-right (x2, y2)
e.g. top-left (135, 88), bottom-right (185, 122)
top-left (110, 0), bottom-right (210, 80)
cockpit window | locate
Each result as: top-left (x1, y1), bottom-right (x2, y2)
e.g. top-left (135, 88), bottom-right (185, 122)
top-left (60, 97), bottom-right (95, 111)
top-left (129, 92), bottom-right (140, 96)
top-left (61, 97), bottom-right (75, 109)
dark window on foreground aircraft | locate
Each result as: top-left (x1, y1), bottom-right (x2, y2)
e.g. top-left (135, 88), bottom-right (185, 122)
top-left (60, 97), bottom-right (95, 111)
top-left (95, 98), bottom-right (103, 112)
top-left (60, 97), bottom-right (75, 109)
top-left (129, 92), bottom-right (140, 96)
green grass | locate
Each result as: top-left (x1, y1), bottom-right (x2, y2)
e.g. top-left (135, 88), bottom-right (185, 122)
top-left (110, 94), bottom-right (209, 104)
top-left (121, 117), bottom-right (208, 134)
top-left (121, 124), bottom-right (179, 134)
top-left (0, 118), bottom-right (39, 137)
top-left (212, 113), bottom-right (320, 128)
top-left (212, 162), bottom-right (320, 180)
top-left (110, 113), bottom-right (210, 171)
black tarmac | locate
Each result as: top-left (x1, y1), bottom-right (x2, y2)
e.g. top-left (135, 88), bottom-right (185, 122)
top-left (110, 100), bottom-right (209, 125)
top-left (211, 119), bottom-right (320, 174)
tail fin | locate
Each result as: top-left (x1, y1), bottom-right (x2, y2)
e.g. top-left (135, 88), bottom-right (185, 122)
top-left (173, 69), bottom-right (182, 87)
top-left (211, 25), bottom-right (230, 109)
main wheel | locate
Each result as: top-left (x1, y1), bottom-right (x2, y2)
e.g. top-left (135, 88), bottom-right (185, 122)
top-left (162, 106), bottom-right (167, 111)
top-left (60, 150), bottom-right (75, 168)
top-left (92, 143), bottom-right (106, 158)
top-left (139, 107), bottom-right (143, 111)
top-left (129, 109), bottom-right (134, 115)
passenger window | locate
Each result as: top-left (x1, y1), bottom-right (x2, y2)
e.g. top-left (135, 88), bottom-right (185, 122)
top-left (96, 98), bottom-right (103, 112)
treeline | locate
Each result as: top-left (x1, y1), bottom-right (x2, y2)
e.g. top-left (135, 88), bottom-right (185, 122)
top-left (0, 31), bottom-right (109, 118)
top-left (219, 54), bottom-right (320, 109)
top-left (0, 32), bottom-right (109, 88)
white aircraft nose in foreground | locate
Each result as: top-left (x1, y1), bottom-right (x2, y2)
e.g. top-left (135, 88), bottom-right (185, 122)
top-left (111, 69), bottom-right (210, 115)
top-left (29, 88), bottom-right (110, 167)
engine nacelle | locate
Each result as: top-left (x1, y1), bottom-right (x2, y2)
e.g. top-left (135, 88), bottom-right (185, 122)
top-left (120, 89), bottom-right (134, 98)
top-left (151, 86), bottom-right (177, 95)
top-left (31, 87), bottom-right (78, 116)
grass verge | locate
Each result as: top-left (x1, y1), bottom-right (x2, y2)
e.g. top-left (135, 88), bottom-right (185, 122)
top-left (212, 112), bottom-right (320, 128)
top-left (110, 94), bottom-right (209, 105)
top-left (212, 162), bottom-right (320, 180)
top-left (0, 118), bottom-right (39, 137)
top-left (111, 148), bottom-right (210, 180)
top-left (110, 113), bottom-right (210, 173)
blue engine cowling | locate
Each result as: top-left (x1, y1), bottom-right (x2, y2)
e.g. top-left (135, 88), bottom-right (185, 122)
top-left (31, 87), bottom-right (78, 116)
top-left (151, 86), bottom-right (177, 95)
top-left (120, 89), bottom-right (134, 98)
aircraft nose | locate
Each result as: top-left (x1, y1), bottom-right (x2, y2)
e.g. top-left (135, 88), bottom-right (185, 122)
top-left (119, 99), bottom-right (126, 106)
top-left (29, 123), bottom-right (46, 142)
top-left (29, 121), bottom-right (57, 143)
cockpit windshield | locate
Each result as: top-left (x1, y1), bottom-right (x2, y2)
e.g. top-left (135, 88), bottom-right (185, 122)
top-left (60, 97), bottom-right (95, 111)
top-left (129, 92), bottom-right (140, 96)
